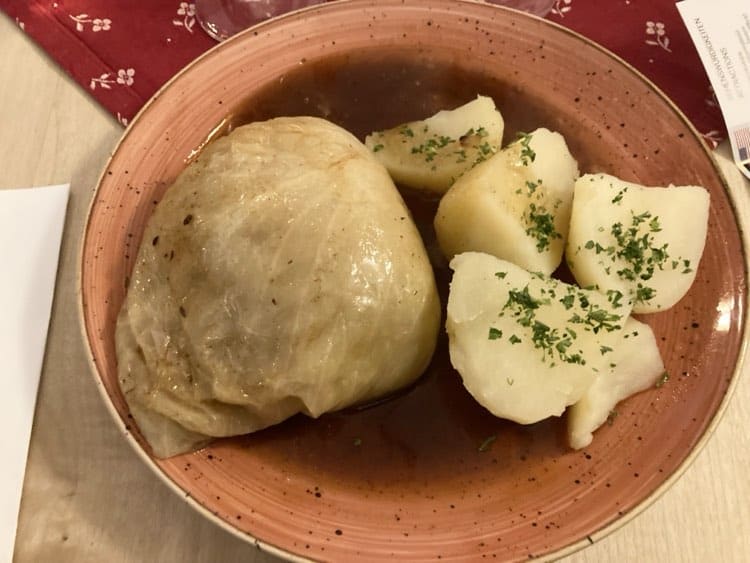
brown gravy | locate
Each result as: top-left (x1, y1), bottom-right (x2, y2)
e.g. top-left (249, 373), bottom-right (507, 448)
top-left (226, 49), bottom-right (569, 487)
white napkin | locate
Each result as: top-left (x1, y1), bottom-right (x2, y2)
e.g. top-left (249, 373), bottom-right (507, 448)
top-left (0, 184), bottom-right (69, 563)
top-left (677, 0), bottom-right (750, 180)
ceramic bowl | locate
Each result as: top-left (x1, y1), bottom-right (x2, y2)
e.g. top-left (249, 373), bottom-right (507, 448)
top-left (80, 0), bottom-right (747, 560)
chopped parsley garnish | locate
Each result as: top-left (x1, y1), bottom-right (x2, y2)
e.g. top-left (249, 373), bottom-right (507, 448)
top-left (499, 282), bottom-right (608, 365)
top-left (488, 327), bottom-right (503, 340)
top-left (635, 284), bottom-right (656, 303)
top-left (568, 304), bottom-right (623, 334)
top-left (504, 285), bottom-right (542, 329)
top-left (523, 203), bottom-right (562, 252)
top-left (478, 435), bottom-right (497, 452)
top-left (516, 132), bottom-right (536, 165)
top-left (612, 188), bottom-right (628, 204)
top-left (372, 144), bottom-right (384, 152)
top-left (411, 134), bottom-right (455, 161)
top-left (403, 126), bottom-right (499, 167)
top-left (606, 289), bottom-right (625, 308)
top-left (583, 210), bottom-right (674, 304)
top-left (400, 125), bottom-right (415, 137)
top-left (599, 345), bottom-right (613, 355)
top-left (495, 271), bottom-right (507, 279)
top-left (478, 141), bottom-right (493, 156)
top-left (606, 410), bottom-right (618, 426)
top-left (655, 371), bottom-right (670, 388)
top-left (525, 179), bottom-right (542, 196)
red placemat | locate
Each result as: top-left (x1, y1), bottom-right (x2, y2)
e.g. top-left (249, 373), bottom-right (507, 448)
top-left (0, 0), bottom-right (725, 146)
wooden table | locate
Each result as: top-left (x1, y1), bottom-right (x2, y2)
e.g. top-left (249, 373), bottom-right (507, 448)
top-left (1, 14), bottom-right (749, 563)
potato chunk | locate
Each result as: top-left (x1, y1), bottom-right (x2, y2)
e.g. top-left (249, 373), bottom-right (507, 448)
top-left (364, 95), bottom-right (504, 193)
top-left (447, 252), bottom-right (631, 425)
top-left (435, 128), bottom-right (579, 274)
top-left (567, 317), bottom-right (665, 449)
top-left (566, 174), bottom-right (710, 313)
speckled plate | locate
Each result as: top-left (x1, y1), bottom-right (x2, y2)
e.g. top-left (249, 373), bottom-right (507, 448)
top-left (79, 1), bottom-right (747, 560)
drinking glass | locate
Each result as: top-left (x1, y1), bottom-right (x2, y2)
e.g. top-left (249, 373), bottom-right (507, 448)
top-left (196, 0), bottom-right (325, 41)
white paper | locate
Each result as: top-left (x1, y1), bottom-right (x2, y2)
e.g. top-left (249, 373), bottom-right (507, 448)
top-left (677, 0), bottom-right (750, 179)
top-left (0, 184), bottom-right (69, 563)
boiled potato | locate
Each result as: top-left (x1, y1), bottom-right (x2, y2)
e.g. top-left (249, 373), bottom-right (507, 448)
top-left (364, 95), bottom-right (504, 193)
top-left (566, 174), bottom-right (710, 313)
top-left (447, 252), bottom-right (631, 424)
top-left (567, 317), bottom-right (665, 449)
top-left (435, 128), bottom-right (579, 274)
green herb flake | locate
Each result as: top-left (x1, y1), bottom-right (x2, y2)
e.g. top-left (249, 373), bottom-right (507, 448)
top-left (606, 289), bottom-right (625, 308)
top-left (495, 271), bottom-right (507, 279)
top-left (609, 210), bottom-right (673, 301)
top-left (478, 435), bottom-right (497, 452)
top-left (612, 188), bottom-right (628, 204)
top-left (560, 294), bottom-right (575, 310)
top-left (411, 133), bottom-right (456, 162)
top-left (525, 180), bottom-right (540, 195)
top-left (506, 285), bottom-right (541, 313)
top-left (372, 144), bottom-right (384, 153)
top-left (400, 125), bottom-right (415, 137)
top-left (599, 345), bottom-right (613, 355)
top-left (569, 304), bottom-right (622, 334)
top-left (635, 284), bottom-right (656, 303)
top-left (606, 410), bottom-right (619, 426)
top-left (523, 203), bottom-right (561, 252)
top-left (655, 371), bottom-right (670, 388)
top-left (516, 132), bottom-right (536, 165)
top-left (488, 327), bottom-right (503, 340)
top-left (501, 282), bottom-right (591, 365)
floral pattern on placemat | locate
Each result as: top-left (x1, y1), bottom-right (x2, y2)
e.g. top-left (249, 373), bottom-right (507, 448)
top-left (546, 0), bottom-right (725, 146)
top-left (173, 2), bottom-right (197, 33)
top-left (69, 13), bottom-right (112, 32)
top-left (0, 0), bottom-right (726, 145)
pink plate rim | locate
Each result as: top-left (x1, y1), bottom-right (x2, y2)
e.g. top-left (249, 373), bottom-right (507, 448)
top-left (76, 1), bottom-right (749, 560)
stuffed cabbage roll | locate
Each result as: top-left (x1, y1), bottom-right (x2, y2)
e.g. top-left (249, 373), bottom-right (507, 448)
top-left (116, 116), bottom-right (441, 458)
